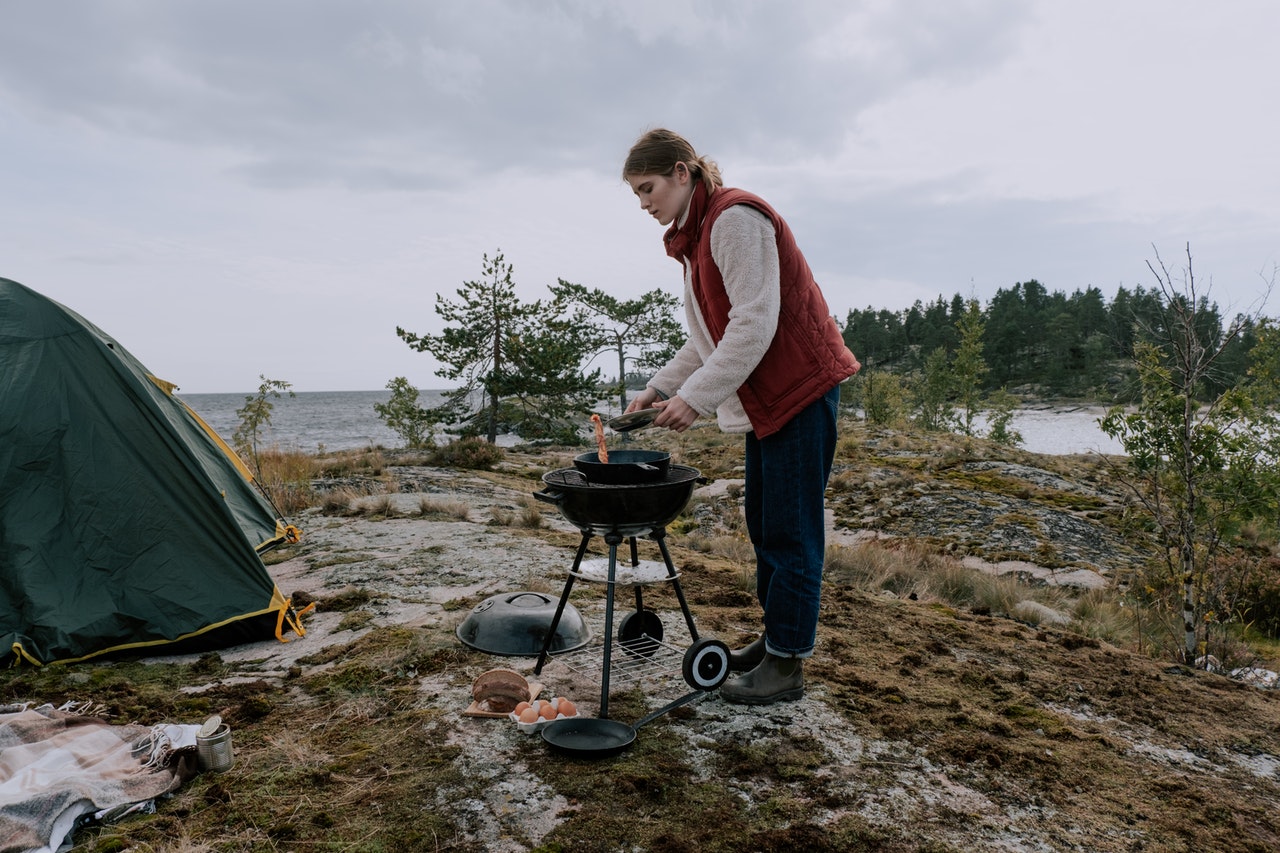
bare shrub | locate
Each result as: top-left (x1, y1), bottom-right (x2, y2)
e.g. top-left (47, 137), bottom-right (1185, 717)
top-left (429, 437), bottom-right (504, 470)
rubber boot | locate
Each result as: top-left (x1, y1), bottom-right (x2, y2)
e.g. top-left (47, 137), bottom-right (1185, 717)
top-left (720, 653), bottom-right (804, 705)
top-left (728, 635), bottom-right (767, 672)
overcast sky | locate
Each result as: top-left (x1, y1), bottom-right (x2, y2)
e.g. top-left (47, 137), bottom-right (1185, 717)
top-left (4, 1), bottom-right (1277, 393)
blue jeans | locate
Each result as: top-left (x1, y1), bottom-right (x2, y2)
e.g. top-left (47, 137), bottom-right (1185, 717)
top-left (743, 384), bottom-right (840, 658)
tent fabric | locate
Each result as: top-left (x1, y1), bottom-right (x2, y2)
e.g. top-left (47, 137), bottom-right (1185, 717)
top-left (0, 278), bottom-right (305, 666)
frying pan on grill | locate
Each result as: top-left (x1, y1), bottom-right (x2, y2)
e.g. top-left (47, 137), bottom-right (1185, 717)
top-left (572, 450), bottom-right (670, 484)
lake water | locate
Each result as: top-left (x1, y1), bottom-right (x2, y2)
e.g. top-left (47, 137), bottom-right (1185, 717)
top-left (181, 390), bottom-right (1126, 456)
top-left (183, 390), bottom-right (418, 452)
top-left (973, 404), bottom-right (1125, 456)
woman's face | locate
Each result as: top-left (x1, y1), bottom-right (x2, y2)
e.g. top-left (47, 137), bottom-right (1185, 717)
top-left (626, 164), bottom-right (694, 227)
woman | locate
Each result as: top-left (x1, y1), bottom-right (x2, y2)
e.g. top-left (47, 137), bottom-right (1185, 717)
top-left (622, 129), bottom-right (859, 705)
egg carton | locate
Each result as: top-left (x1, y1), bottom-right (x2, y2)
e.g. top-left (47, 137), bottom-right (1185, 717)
top-left (509, 698), bottom-right (580, 735)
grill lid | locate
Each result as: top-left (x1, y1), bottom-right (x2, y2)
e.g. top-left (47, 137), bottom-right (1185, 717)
top-left (455, 591), bottom-right (591, 656)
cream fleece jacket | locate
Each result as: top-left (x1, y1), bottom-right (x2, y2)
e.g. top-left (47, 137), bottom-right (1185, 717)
top-left (649, 204), bottom-right (781, 434)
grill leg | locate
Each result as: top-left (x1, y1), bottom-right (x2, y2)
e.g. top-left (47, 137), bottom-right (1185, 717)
top-left (533, 532), bottom-right (592, 675)
top-left (629, 537), bottom-right (646, 613)
top-left (599, 532), bottom-right (624, 718)
top-left (652, 528), bottom-right (699, 642)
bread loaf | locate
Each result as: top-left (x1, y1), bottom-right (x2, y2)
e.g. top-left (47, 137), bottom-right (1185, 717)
top-left (471, 668), bottom-right (531, 713)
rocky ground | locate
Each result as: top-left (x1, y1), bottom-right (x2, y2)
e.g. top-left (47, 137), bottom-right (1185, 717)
top-left (11, 424), bottom-right (1280, 852)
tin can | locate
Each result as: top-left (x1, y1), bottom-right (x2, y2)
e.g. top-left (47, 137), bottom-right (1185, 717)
top-left (196, 723), bottom-right (234, 772)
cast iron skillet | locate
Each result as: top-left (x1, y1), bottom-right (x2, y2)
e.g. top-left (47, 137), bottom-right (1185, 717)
top-left (572, 449), bottom-right (671, 484)
top-left (541, 716), bottom-right (636, 758)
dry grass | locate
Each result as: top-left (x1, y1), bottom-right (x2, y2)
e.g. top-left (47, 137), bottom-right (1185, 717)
top-left (296, 426), bottom-right (1278, 671)
top-left (317, 487), bottom-right (361, 516)
top-left (824, 540), bottom-right (947, 597)
top-left (1070, 587), bottom-right (1143, 644)
top-left (488, 497), bottom-right (544, 528)
top-left (685, 532), bottom-right (757, 591)
top-left (250, 446), bottom-right (402, 516)
top-left (824, 541), bottom-right (1097, 634)
top-left (313, 447), bottom-right (389, 477)
top-left (250, 446), bottom-right (316, 514)
top-left (357, 495), bottom-right (397, 519)
top-left (418, 494), bottom-right (472, 521)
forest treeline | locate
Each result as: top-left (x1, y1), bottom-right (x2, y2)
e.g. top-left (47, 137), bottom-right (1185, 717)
top-left (840, 279), bottom-right (1258, 400)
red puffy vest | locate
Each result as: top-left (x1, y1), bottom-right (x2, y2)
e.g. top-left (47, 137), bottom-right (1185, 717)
top-left (674, 186), bottom-right (860, 437)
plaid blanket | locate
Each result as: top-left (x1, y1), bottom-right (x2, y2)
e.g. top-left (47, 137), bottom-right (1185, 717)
top-left (0, 703), bottom-right (199, 853)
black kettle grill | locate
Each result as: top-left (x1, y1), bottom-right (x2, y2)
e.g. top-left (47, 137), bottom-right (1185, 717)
top-left (531, 464), bottom-right (732, 757)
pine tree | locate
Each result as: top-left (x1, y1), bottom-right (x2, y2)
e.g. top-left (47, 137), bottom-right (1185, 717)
top-left (951, 298), bottom-right (988, 436)
top-left (548, 279), bottom-right (685, 411)
top-left (396, 251), bottom-right (600, 444)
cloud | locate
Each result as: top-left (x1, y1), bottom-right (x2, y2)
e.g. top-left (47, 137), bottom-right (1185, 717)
top-left (1, 1), bottom-right (1277, 392)
top-left (0, 1), bottom-right (1032, 178)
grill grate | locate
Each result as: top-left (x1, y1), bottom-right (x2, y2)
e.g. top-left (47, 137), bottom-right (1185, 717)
top-left (549, 633), bottom-right (686, 693)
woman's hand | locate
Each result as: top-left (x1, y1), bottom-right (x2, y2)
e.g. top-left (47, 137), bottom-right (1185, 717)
top-left (652, 396), bottom-right (699, 433)
top-left (626, 387), bottom-right (660, 414)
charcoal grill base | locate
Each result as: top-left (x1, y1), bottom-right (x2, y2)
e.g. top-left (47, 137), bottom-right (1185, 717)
top-left (532, 528), bottom-right (729, 725)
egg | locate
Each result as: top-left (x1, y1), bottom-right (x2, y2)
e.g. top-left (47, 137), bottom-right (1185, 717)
top-left (558, 699), bottom-right (577, 717)
top-left (514, 701), bottom-right (531, 715)
top-left (539, 702), bottom-right (558, 721)
top-left (518, 706), bottom-right (540, 724)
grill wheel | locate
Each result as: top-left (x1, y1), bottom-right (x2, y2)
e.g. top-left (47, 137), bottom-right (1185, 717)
top-left (682, 638), bottom-right (731, 691)
top-left (618, 609), bottom-right (664, 657)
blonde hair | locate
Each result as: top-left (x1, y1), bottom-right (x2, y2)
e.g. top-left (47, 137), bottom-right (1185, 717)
top-left (622, 128), bottom-right (723, 193)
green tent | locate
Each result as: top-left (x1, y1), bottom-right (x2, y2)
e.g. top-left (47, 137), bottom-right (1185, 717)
top-left (0, 278), bottom-right (306, 666)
